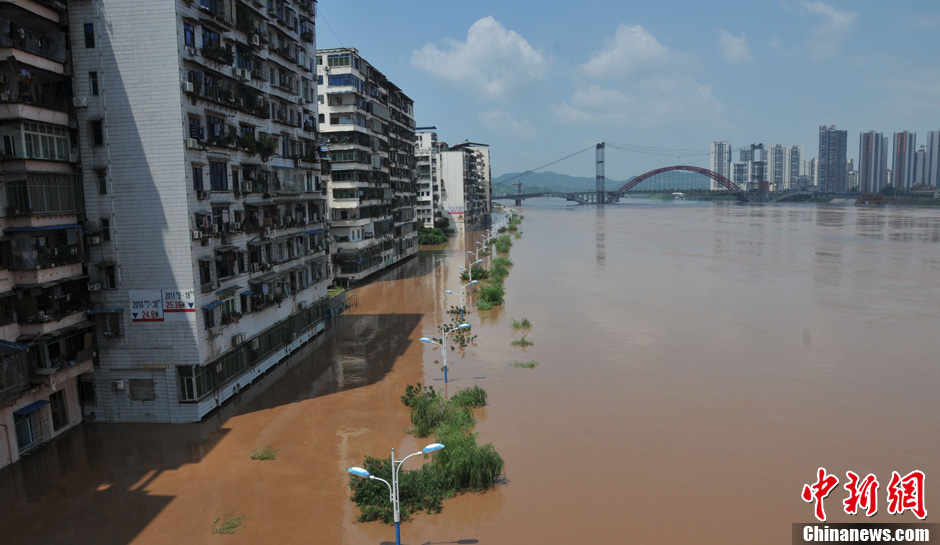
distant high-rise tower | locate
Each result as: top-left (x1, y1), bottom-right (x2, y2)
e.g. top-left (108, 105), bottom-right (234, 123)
top-left (914, 145), bottom-right (927, 187)
top-left (710, 141), bottom-right (732, 190)
top-left (925, 130), bottom-right (940, 188)
top-left (818, 125), bottom-right (847, 192)
top-left (788, 146), bottom-right (803, 188)
top-left (893, 132), bottom-right (917, 191)
top-left (858, 131), bottom-right (888, 193)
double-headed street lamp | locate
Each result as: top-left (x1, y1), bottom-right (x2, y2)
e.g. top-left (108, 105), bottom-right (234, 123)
top-left (420, 323), bottom-right (470, 383)
top-left (348, 442), bottom-right (446, 545)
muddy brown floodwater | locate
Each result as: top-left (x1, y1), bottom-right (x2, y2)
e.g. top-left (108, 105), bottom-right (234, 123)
top-left (1, 200), bottom-right (939, 544)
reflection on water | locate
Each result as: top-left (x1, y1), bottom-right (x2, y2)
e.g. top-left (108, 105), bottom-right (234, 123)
top-left (2, 202), bottom-right (940, 545)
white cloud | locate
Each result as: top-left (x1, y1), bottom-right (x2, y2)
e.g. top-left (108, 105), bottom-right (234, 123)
top-left (717, 30), bottom-right (751, 63)
top-left (799, 1), bottom-right (857, 61)
top-left (582, 24), bottom-right (670, 78)
top-left (480, 109), bottom-right (536, 139)
top-left (411, 16), bottom-right (545, 100)
top-left (551, 78), bottom-right (722, 128)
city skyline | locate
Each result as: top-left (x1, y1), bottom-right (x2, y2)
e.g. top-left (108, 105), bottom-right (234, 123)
top-left (316, 0), bottom-right (940, 179)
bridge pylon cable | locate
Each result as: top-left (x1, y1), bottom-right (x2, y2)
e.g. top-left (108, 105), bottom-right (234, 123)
top-left (496, 145), bottom-right (596, 185)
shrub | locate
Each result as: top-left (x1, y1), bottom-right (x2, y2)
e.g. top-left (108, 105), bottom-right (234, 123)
top-left (512, 360), bottom-right (539, 368)
top-left (511, 335), bottom-right (533, 347)
top-left (477, 282), bottom-right (504, 308)
top-left (494, 235), bottom-right (512, 253)
top-left (510, 317), bottom-right (531, 330)
top-left (249, 445), bottom-right (278, 460)
top-left (459, 265), bottom-right (489, 281)
top-left (450, 385), bottom-right (487, 408)
top-left (418, 227), bottom-right (449, 245)
top-left (212, 511), bottom-right (246, 534)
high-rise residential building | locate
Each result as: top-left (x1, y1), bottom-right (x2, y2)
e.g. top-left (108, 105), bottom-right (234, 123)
top-left (736, 143), bottom-right (766, 190)
top-left (710, 141), bottom-right (732, 190)
top-left (415, 130), bottom-right (442, 228)
top-left (450, 141), bottom-right (491, 224)
top-left (317, 48), bottom-right (418, 284)
top-left (914, 145), bottom-right (927, 187)
top-left (439, 144), bottom-right (487, 228)
top-left (788, 146), bottom-right (803, 188)
top-left (925, 130), bottom-right (940, 188)
top-left (0, 0), bottom-right (93, 468)
top-left (768, 144), bottom-right (790, 191)
top-left (818, 125), bottom-right (847, 192)
top-left (858, 131), bottom-right (888, 193)
top-left (67, 0), bottom-right (330, 423)
top-left (892, 131), bottom-right (917, 191)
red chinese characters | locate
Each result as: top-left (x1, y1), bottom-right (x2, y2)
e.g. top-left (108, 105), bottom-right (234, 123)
top-left (843, 471), bottom-right (879, 516)
top-left (887, 470), bottom-right (927, 519)
top-left (802, 467), bottom-right (840, 522)
top-left (803, 468), bottom-right (927, 521)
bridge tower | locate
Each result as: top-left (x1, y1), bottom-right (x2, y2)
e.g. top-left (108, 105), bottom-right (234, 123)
top-left (596, 142), bottom-right (606, 205)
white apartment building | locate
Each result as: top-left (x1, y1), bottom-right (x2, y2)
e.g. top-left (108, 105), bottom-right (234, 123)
top-left (710, 141), bottom-right (731, 190)
top-left (415, 130), bottom-right (441, 228)
top-left (316, 48), bottom-right (418, 284)
top-left (439, 143), bottom-right (489, 229)
top-left (67, 0), bottom-right (330, 423)
top-left (0, 0), bottom-right (92, 468)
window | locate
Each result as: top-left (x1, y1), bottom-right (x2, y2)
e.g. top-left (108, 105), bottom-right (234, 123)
top-left (183, 22), bottom-right (195, 47)
top-left (209, 160), bottom-right (228, 191)
top-left (129, 379), bottom-right (156, 402)
top-left (178, 367), bottom-right (196, 401)
top-left (49, 390), bottom-right (67, 431)
top-left (199, 258), bottom-right (212, 285)
top-left (78, 380), bottom-right (96, 407)
top-left (104, 265), bottom-right (116, 289)
top-left (0, 297), bottom-right (14, 325)
top-left (101, 218), bottom-right (110, 241)
top-left (84, 23), bottom-right (95, 48)
top-left (203, 306), bottom-right (215, 329)
top-left (202, 27), bottom-right (220, 49)
top-left (192, 165), bottom-right (204, 191)
top-left (91, 120), bottom-right (103, 146)
top-left (96, 169), bottom-right (107, 195)
top-left (89, 72), bottom-right (99, 96)
top-left (21, 122), bottom-right (70, 160)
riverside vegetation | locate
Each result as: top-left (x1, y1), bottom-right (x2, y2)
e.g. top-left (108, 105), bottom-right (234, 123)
top-left (348, 384), bottom-right (504, 523)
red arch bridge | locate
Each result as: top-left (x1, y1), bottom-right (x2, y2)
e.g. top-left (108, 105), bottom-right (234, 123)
top-left (493, 165), bottom-right (816, 205)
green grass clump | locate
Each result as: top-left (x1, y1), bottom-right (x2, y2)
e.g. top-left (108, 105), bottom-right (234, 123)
top-left (511, 335), bottom-right (533, 347)
top-left (510, 317), bottom-right (532, 330)
top-left (249, 445), bottom-right (279, 460)
top-left (459, 265), bottom-right (489, 281)
top-left (212, 511), bottom-right (246, 534)
top-left (450, 385), bottom-right (487, 408)
top-left (476, 282), bottom-right (505, 308)
top-left (492, 256), bottom-right (513, 268)
top-left (514, 232), bottom-right (522, 239)
top-left (352, 384), bottom-right (503, 524)
top-left (512, 360), bottom-right (539, 369)
top-left (476, 299), bottom-right (494, 310)
top-left (494, 235), bottom-right (512, 253)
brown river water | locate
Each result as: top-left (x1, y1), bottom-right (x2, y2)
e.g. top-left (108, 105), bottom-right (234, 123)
top-left (1, 199), bottom-right (939, 544)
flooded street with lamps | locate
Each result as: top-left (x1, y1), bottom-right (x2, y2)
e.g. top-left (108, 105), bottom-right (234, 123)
top-left (2, 200), bottom-right (939, 544)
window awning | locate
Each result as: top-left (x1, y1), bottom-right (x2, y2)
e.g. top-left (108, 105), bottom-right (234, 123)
top-left (14, 400), bottom-right (49, 415)
top-left (14, 275), bottom-right (88, 290)
top-left (248, 239), bottom-right (269, 247)
top-left (216, 285), bottom-right (242, 298)
top-left (240, 290), bottom-right (254, 296)
top-left (249, 271), bottom-right (280, 284)
top-left (305, 228), bottom-right (326, 235)
top-left (4, 224), bottom-right (81, 233)
top-left (0, 339), bottom-right (28, 356)
top-left (216, 245), bottom-right (239, 252)
top-left (17, 320), bottom-right (94, 343)
top-left (201, 300), bottom-right (222, 310)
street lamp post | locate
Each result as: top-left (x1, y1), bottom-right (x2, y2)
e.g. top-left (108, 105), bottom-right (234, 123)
top-left (420, 323), bottom-right (470, 383)
top-left (461, 279), bottom-right (478, 318)
top-left (348, 442), bottom-right (445, 545)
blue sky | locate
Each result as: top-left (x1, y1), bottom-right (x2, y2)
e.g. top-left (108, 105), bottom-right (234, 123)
top-left (316, 1), bottom-right (940, 180)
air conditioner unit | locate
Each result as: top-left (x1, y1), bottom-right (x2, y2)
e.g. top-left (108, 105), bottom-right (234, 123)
top-left (232, 333), bottom-right (245, 347)
top-left (87, 235), bottom-right (101, 245)
top-left (243, 182), bottom-right (252, 192)
top-left (214, 363), bottom-right (222, 373)
top-left (197, 190), bottom-right (209, 200)
top-left (72, 97), bottom-right (89, 108)
top-left (111, 380), bottom-right (125, 390)
top-left (252, 34), bottom-right (261, 47)
top-left (250, 338), bottom-right (260, 351)
top-left (88, 282), bottom-right (102, 292)
top-left (263, 227), bottom-right (272, 238)
top-left (186, 138), bottom-right (200, 149)
top-left (250, 262), bottom-right (260, 272)
top-left (232, 221), bottom-right (241, 231)
top-left (183, 81), bottom-right (194, 93)
top-left (202, 236), bottom-right (213, 246)
top-left (297, 301), bottom-right (306, 310)
top-left (211, 224), bottom-right (220, 234)
top-left (192, 230), bottom-right (203, 240)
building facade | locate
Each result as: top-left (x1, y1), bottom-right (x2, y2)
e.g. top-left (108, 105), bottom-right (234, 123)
top-left (710, 141), bottom-right (731, 190)
top-left (0, 0), bottom-right (93, 468)
top-left (818, 125), bottom-right (847, 193)
top-left (316, 48), bottom-right (418, 284)
top-left (858, 131), bottom-right (888, 193)
top-left (67, 0), bottom-right (330, 423)
top-left (924, 130), bottom-right (940, 188)
top-left (892, 131), bottom-right (916, 191)
top-left (415, 130), bottom-right (441, 228)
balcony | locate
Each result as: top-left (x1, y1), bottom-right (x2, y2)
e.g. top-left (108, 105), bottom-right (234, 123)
top-left (14, 276), bottom-right (90, 326)
top-left (31, 354), bottom-right (94, 389)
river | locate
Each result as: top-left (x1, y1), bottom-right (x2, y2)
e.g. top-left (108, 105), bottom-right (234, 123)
top-left (1, 199), bottom-right (938, 544)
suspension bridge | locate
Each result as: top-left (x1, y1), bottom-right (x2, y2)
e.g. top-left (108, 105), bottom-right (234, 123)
top-left (492, 143), bottom-right (816, 205)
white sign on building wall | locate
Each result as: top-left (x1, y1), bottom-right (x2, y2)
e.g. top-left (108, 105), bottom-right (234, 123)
top-left (129, 289), bottom-right (196, 323)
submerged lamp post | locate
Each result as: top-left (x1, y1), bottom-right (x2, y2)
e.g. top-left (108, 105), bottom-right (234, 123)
top-left (420, 323), bottom-right (470, 382)
top-left (348, 442), bottom-right (445, 545)
top-left (461, 279), bottom-right (479, 319)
